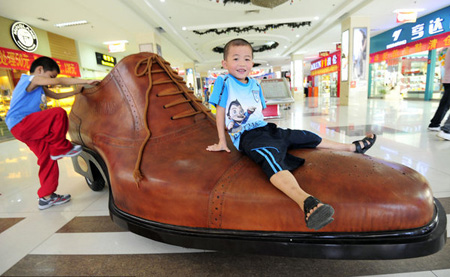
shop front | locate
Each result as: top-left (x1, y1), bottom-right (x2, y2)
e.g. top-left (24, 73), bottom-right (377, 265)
top-left (369, 5), bottom-right (450, 100)
top-left (310, 51), bottom-right (341, 98)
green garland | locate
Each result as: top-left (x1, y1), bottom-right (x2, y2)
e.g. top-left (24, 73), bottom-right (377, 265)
top-left (213, 42), bottom-right (279, 54)
top-left (193, 22), bottom-right (310, 35)
top-left (223, 0), bottom-right (251, 4)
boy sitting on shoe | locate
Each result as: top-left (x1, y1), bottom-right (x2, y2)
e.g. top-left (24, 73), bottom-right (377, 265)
top-left (206, 38), bottom-right (376, 230)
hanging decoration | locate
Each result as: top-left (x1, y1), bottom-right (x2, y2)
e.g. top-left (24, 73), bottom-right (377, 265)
top-left (213, 42), bottom-right (279, 54)
top-left (193, 22), bottom-right (310, 35)
top-left (221, 0), bottom-right (293, 8)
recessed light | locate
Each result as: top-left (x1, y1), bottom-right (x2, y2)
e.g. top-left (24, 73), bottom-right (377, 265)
top-left (54, 20), bottom-right (88, 28)
top-left (103, 40), bottom-right (129, 45)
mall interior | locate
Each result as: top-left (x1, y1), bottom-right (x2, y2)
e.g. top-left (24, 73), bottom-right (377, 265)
top-left (1, 0), bottom-right (450, 276)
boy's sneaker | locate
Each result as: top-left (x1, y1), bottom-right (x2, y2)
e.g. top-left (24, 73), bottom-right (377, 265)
top-left (437, 130), bottom-right (450, 141)
top-left (428, 125), bottom-right (441, 131)
top-left (38, 193), bottom-right (71, 210)
top-left (50, 145), bottom-right (82, 160)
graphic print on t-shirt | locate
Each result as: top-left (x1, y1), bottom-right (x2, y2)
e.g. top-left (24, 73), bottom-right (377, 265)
top-left (226, 99), bottom-right (256, 134)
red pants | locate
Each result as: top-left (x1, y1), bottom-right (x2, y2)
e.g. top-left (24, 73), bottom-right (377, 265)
top-left (10, 108), bottom-right (73, 198)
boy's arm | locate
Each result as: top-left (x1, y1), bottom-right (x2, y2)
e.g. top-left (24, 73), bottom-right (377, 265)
top-left (43, 86), bottom-right (84, 99)
top-left (28, 76), bottom-right (98, 92)
top-left (206, 106), bottom-right (230, 152)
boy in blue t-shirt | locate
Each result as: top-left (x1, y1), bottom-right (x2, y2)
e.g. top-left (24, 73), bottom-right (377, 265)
top-left (207, 38), bottom-right (376, 230)
top-left (6, 56), bottom-right (99, 210)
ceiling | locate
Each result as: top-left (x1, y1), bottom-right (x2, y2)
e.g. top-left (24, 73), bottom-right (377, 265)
top-left (0, 0), bottom-right (449, 73)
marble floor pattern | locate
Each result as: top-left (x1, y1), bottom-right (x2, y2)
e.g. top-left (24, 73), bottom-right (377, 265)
top-left (1, 97), bottom-right (450, 276)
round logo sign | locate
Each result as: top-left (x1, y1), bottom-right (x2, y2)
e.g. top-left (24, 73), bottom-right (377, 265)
top-left (11, 22), bottom-right (38, 52)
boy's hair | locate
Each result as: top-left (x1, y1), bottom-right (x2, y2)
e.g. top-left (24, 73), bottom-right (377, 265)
top-left (30, 56), bottom-right (60, 74)
top-left (223, 38), bottom-right (253, 60)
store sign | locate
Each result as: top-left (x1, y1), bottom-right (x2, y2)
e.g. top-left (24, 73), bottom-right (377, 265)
top-left (311, 51), bottom-right (340, 76)
top-left (370, 31), bottom-right (450, 63)
top-left (10, 22), bottom-right (38, 52)
top-left (371, 5), bottom-right (450, 53)
top-left (95, 52), bottom-right (116, 67)
top-left (0, 47), bottom-right (81, 77)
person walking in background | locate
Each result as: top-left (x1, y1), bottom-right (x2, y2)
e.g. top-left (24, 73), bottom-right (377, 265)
top-left (429, 48), bottom-right (450, 132)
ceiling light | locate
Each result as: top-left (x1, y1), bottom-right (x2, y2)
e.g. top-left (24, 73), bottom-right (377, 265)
top-left (103, 40), bottom-right (129, 45)
top-left (392, 8), bottom-right (425, 13)
top-left (54, 20), bottom-right (88, 28)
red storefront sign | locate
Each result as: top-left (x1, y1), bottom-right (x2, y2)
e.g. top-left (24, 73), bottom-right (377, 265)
top-left (310, 51), bottom-right (341, 76)
top-left (370, 32), bottom-right (450, 63)
top-left (0, 47), bottom-right (81, 77)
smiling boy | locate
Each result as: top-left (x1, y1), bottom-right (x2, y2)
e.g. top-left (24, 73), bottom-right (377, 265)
top-left (207, 38), bottom-right (376, 230)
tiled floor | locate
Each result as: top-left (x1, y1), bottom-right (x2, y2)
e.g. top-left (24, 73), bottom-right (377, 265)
top-left (1, 96), bottom-right (450, 276)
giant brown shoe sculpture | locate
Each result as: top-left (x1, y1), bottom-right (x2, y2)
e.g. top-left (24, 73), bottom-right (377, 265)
top-left (69, 52), bottom-right (446, 259)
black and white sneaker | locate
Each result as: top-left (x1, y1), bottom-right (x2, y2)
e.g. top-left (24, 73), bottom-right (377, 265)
top-left (38, 193), bottom-right (71, 210)
top-left (428, 126), bottom-right (441, 132)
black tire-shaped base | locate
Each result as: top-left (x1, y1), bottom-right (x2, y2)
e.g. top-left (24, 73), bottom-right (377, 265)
top-left (71, 147), bottom-right (109, 191)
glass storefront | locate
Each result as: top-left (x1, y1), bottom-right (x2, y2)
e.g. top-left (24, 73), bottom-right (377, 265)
top-left (370, 49), bottom-right (444, 100)
top-left (314, 72), bottom-right (338, 97)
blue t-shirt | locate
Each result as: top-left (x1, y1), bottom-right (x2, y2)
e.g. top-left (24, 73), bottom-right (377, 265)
top-left (209, 74), bottom-right (267, 150)
top-left (5, 74), bottom-right (47, 130)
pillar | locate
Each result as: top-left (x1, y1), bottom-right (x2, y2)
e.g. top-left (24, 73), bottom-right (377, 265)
top-left (425, 49), bottom-right (437, 101)
top-left (340, 16), bottom-right (370, 106)
top-left (290, 54), bottom-right (304, 98)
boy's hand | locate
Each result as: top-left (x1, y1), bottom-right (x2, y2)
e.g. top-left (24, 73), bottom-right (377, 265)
top-left (206, 142), bottom-right (230, 152)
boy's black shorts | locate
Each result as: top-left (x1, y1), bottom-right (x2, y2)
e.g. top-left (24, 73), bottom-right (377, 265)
top-left (239, 123), bottom-right (322, 179)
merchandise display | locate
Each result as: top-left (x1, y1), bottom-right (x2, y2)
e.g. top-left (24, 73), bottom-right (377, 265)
top-left (68, 52), bottom-right (445, 259)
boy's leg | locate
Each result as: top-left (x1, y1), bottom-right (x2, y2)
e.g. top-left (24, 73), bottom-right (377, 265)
top-left (317, 134), bottom-right (375, 152)
top-left (269, 170), bottom-right (309, 208)
top-left (317, 138), bottom-right (354, 151)
top-left (10, 108), bottom-right (72, 198)
top-left (27, 139), bottom-right (60, 198)
top-left (13, 108), bottom-right (73, 156)
top-left (269, 170), bottom-right (334, 229)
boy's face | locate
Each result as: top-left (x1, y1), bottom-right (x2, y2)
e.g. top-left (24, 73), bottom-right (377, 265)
top-left (222, 45), bottom-right (253, 83)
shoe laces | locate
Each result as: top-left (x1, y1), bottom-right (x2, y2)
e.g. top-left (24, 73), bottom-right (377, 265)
top-left (132, 54), bottom-right (215, 187)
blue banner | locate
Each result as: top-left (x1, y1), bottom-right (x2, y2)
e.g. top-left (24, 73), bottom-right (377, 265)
top-left (371, 5), bottom-right (450, 53)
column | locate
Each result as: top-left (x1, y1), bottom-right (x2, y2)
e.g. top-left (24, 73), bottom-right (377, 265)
top-left (340, 16), bottom-right (370, 106)
top-left (290, 54), bottom-right (304, 99)
top-left (424, 49), bottom-right (437, 101)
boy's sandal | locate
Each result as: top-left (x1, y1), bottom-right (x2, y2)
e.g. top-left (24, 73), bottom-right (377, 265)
top-left (304, 196), bottom-right (335, 230)
top-left (353, 134), bottom-right (376, 154)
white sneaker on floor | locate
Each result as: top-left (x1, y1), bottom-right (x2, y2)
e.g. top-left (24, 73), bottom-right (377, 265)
top-left (437, 131), bottom-right (450, 140)
top-left (428, 126), bottom-right (441, 131)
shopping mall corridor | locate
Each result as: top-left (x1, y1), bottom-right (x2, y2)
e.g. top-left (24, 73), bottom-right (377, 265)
top-left (1, 97), bottom-right (450, 277)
